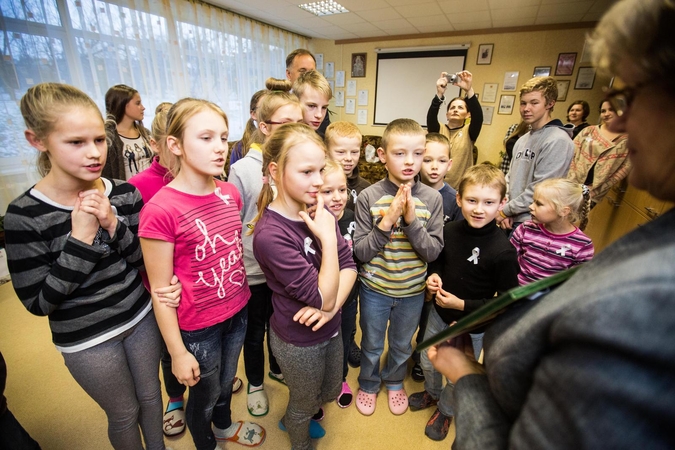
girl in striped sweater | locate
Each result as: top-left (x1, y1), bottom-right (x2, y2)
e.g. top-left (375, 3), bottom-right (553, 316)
top-left (510, 178), bottom-right (594, 285)
top-left (5, 83), bottom-right (175, 449)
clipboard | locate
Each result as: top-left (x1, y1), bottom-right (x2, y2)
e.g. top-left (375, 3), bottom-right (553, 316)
top-left (416, 266), bottom-right (580, 352)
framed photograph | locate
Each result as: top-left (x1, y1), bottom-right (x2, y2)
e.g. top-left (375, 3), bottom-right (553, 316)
top-left (481, 106), bottom-right (495, 125)
top-left (351, 53), bottom-right (366, 78)
top-left (555, 52), bottom-right (577, 76)
top-left (533, 66), bottom-right (551, 77)
top-left (556, 80), bottom-right (570, 101)
top-left (476, 44), bottom-right (494, 65)
top-left (575, 67), bottom-right (596, 89)
top-left (503, 71), bottom-right (519, 91)
top-left (482, 83), bottom-right (498, 103)
top-left (498, 95), bottom-right (516, 115)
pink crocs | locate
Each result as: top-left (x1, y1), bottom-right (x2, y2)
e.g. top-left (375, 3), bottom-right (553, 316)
top-left (355, 389), bottom-right (376, 416)
top-left (388, 388), bottom-right (408, 415)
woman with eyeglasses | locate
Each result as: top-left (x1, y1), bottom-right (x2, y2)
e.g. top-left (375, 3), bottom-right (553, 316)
top-left (427, 0), bottom-right (675, 448)
top-left (566, 99), bottom-right (629, 207)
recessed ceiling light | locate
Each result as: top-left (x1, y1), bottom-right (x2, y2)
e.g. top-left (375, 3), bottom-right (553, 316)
top-left (298, 1), bottom-right (349, 16)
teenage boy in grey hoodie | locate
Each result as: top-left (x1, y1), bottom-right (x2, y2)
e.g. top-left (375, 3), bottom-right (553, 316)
top-left (496, 76), bottom-right (574, 231)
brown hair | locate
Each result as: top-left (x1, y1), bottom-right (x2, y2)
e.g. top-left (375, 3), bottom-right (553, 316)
top-left (104, 84), bottom-right (150, 142)
top-left (457, 162), bottom-right (507, 199)
top-left (164, 98), bottom-right (229, 177)
top-left (286, 48), bottom-right (316, 69)
top-left (519, 77), bottom-right (558, 111)
top-left (240, 89), bottom-right (268, 157)
top-left (20, 82), bottom-right (103, 177)
top-left (248, 78), bottom-right (301, 145)
top-left (292, 70), bottom-right (332, 101)
top-left (380, 118), bottom-right (425, 150)
top-left (425, 132), bottom-right (451, 158)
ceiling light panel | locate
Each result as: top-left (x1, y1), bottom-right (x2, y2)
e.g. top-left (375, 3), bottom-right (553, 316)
top-left (299, 1), bottom-right (349, 16)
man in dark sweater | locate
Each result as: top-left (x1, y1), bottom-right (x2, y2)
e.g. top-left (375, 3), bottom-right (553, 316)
top-left (407, 163), bottom-right (519, 442)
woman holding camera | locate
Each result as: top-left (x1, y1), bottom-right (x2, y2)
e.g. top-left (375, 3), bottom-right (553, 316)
top-left (426, 71), bottom-right (483, 189)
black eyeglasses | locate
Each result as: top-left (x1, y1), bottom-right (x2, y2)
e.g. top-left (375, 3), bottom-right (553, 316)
top-left (603, 82), bottom-right (647, 117)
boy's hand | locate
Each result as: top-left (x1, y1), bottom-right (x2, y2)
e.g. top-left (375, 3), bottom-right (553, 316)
top-left (155, 274), bottom-right (182, 308)
top-left (435, 286), bottom-right (464, 310)
top-left (379, 184), bottom-right (406, 230)
top-left (79, 189), bottom-right (118, 237)
top-left (402, 183), bottom-right (416, 225)
top-left (426, 274), bottom-right (442, 302)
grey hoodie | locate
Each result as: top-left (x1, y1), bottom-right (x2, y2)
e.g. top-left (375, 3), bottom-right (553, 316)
top-left (504, 119), bottom-right (574, 224)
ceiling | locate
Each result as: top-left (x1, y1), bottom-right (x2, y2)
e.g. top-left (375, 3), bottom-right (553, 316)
top-left (206, 0), bottom-right (618, 41)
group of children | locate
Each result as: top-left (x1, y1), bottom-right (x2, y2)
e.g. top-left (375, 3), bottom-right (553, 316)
top-left (4, 69), bottom-right (595, 450)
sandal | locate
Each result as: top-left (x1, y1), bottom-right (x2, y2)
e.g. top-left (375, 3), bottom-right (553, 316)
top-left (355, 389), bottom-right (376, 416)
top-left (388, 388), bottom-right (408, 415)
top-left (233, 376), bottom-right (243, 394)
top-left (336, 381), bottom-right (353, 408)
top-left (247, 384), bottom-right (269, 417)
top-left (216, 421), bottom-right (266, 447)
top-left (268, 371), bottom-right (287, 386)
top-left (162, 401), bottom-right (186, 437)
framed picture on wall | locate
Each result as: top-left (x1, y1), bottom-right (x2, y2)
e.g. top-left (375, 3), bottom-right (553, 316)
top-left (351, 53), bottom-right (366, 78)
top-left (575, 67), bottom-right (596, 89)
top-left (476, 44), bottom-right (494, 65)
top-left (556, 80), bottom-right (571, 101)
top-left (498, 95), bottom-right (516, 115)
top-left (533, 66), bottom-right (551, 77)
top-left (555, 53), bottom-right (577, 76)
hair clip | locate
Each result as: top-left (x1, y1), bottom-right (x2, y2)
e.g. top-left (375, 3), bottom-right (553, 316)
top-left (581, 184), bottom-right (590, 196)
top-left (261, 176), bottom-right (268, 184)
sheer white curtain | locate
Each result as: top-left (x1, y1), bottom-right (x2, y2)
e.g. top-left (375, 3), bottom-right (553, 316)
top-left (0, 0), bottom-right (307, 212)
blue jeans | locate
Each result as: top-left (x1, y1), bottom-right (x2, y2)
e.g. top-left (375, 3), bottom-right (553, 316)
top-left (358, 283), bottom-right (424, 393)
top-left (420, 306), bottom-right (482, 417)
top-left (180, 306), bottom-right (247, 450)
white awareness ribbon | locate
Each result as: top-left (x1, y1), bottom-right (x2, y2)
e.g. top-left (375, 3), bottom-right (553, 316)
top-left (556, 244), bottom-right (572, 257)
top-left (467, 247), bottom-right (480, 265)
top-left (214, 187), bottom-right (231, 205)
top-left (304, 237), bottom-right (316, 255)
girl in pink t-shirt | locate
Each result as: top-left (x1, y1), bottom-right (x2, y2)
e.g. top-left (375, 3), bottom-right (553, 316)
top-left (139, 99), bottom-right (265, 449)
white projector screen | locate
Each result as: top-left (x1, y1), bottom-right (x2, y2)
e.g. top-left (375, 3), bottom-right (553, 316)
top-left (374, 50), bottom-right (467, 127)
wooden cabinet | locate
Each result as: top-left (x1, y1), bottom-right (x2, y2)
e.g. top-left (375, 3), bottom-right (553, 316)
top-left (586, 181), bottom-right (674, 253)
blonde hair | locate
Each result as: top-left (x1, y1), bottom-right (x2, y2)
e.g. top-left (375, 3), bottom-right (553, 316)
top-left (380, 118), bottom-right (425, 150)
top-left (164, 98), bottom-right (229, 177)
top-left (20, 82), bottom-right (103, 177)
top-left (457, 163), bottom-right (507, 199)
top-left (155, 102), bottom-right (173, 115)
top-left (251, 123), bottom-right (327, 227)
top-left (324, 121), bottom-right (362, 147)
top-left (534, 178), bottom-right (591, 230)
top-left (323, 158), bottom-right (347, 183)
top-left (248, 78), bottom-right (300, 145)
top-left (149, 104), bottom-right (174, 176)
top-left (519, 77), bottom-right (558, 110)
top-left (425, 132), bottom-right (451, 158)
top-left (293, 70), bottom-right (332, 101)
top-left (588, 0), bottom-right (675, 87)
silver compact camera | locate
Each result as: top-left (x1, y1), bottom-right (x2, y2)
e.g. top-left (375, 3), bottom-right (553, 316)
top-left (445, 73), bottom-right (458, 83)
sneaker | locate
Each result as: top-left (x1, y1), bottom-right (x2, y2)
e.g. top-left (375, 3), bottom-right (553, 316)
top-left (163, 401), bottom-right (186, 437)
top-left (411, 363), bottom-right (425, 382)
top-left (408, 390), bottom-right (438, 411)
top-left (336, 381), bottom-right (353, 408)
top-left (347, 342), bottom-right (361, 368)
top-left (268, 371), bottom-right (286, 386)
top-left (233, 376), bottom-right (243, 394)
top-left (425, 409), bottom-right (451, 441)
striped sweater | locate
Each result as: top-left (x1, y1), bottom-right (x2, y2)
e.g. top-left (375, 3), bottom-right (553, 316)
top-left (5, 178), bottom-right (151, 353)
top-left (354, 177), bottom-right (443, 297)
top-left (510, 220), bottom-right (594, 286)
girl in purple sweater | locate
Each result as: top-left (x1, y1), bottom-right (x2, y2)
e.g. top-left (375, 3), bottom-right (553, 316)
top-left (252, 123), bottom-right (357, 450)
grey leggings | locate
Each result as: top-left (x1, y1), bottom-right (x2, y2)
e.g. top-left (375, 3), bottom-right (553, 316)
top-left (62, 312), bottom-right (164, 450)
top-left (270, 328), bottom-right (342, 450)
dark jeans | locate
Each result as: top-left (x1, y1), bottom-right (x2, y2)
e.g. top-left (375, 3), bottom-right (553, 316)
top-left (340, 297), bottom-right (358, 379)
top-left (243, 283), bottom-right (280, 386)
top-left (181, 306), bottom-right (247, 450)
top-left (412, 300), bottom-right (433, 364)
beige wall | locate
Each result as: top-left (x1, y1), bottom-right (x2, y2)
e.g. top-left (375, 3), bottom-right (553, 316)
top-left (309, 27), bottom-right (611, 165)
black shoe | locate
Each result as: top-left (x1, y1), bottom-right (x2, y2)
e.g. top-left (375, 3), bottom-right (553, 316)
top-left (312, 407), bottom-right (324, 421)
top-left (425, 408), bottom-right (451, 441)
top-left (348, 343), bottom-right (361, 368)
top-left (411, 363), bottom-right (425, 382)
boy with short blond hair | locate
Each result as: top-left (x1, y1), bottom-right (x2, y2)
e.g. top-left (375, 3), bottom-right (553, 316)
top-left (353, 118), bottom-right (444, 417)
top-left (409, 163), bottom-right (519, 441)
top-left (293, 70), bottom-right (332, 134)
top-left (326, 121), bottom-right (370, 211)
top-left (496, 76), bottom-right (574, 231)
